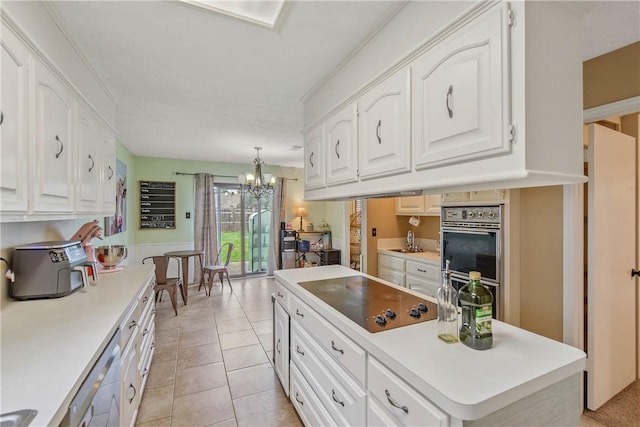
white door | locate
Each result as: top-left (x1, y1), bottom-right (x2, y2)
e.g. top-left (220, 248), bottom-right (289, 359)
top-left (587, 123), bottom-right (637, 410)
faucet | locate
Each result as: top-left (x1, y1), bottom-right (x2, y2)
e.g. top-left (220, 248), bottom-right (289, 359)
top-left (407, 230), bottom-right (415, 252)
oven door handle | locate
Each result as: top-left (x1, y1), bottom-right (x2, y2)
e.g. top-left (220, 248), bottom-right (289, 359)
top-left (442, 228), bottom-right (493, 236)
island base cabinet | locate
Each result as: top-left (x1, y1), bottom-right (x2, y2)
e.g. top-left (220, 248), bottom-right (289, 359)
top-left (290, 363), bottom-right (337, 427)
top-left (120, 336), bottom-right (138, 427)
top-left (274, 300), bottom-right (290, 396)
top-left (368, 357), bottom-right (449, 426)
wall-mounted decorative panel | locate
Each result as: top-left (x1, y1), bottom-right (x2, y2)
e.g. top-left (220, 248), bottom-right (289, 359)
top-left (139, 181), bottom-right (176, 229)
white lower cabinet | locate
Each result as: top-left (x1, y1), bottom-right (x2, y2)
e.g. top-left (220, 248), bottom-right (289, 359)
top-left (378, 254), bottom-right (406, 287)
top-left (405, 260), bottom-right (440, 298)
top-left (291, 322), bottom-right (366, 426)
top-left (369, 356), bottom-right (449, 426)
top-left (120, 330), bottom-right (138, 427)
top-left (274, 299), bottom-right (290, 396)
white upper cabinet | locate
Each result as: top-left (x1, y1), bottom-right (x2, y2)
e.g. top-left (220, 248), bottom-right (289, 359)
top-left (304, 124), bottom-right (325, 190)
top-left (102, 130), bottom-right (117, 215)
top-left (412, 3), bottom-right (509, 170)
top-left (0, 28), bottom-right (30, 214)
top-left (76, 103), bottom-right (101, 213)
top-left (32, 59), bottom-right (75, 214)
top-left (358, 68), bottom-right (411, 180)
top-left (326, 103), bottom-right (358, 186)
top-left (395, 195), bottom-right (441, 216)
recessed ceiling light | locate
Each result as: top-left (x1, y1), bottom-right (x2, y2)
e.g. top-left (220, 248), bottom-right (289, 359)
top-left (177, 0), bottom-right (288, 30)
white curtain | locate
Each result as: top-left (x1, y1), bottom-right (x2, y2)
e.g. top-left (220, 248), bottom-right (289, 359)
top-left (194, 173), bottom-right (217, 283)
top-left (267, 177), bottom-right (286, 275)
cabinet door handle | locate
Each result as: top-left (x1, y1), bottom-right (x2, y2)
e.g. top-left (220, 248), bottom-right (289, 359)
top-left (127, 383), bottom-right (137, 404)
top-left (296, 345), bottom-right (305, 356)
top-left (385, 389), bottom-right (409, 413)
top-left (332, 389), bottom-right (345, 407)
top-left (88, 154), bottom-right (95, 172)
top-left (335, 140), bottom-right (340, 159)
top-left (276, 338), bottom-right (281, 354)
top-left (0, 111), bottom-right (4, 125)
top-left (55, 135), bottom-right (64, 158)
top-left (142, 296), bottom-right (149, 304)
top-left (446, 85), bottom-right (454, 119)
top-left (417, 268), bottom-right (427, 273)
top-left (277, 291), bottom-right (284, 298)
top-left (309, 152), bottom-right (314, 168)
top-left (296, 309), bottom-right (304, 317)
top-left (143, 328), bottom-right (150, 336)
top-left (376, 120), bottom-right (382, 144)
top-left (295, 392), bottom-right (304, 406)
top-left (330, 340), bottom-right (344, 354)
top-left (108, 165), bottom-right (114, 180)
top-left (128, 320), bottom-right (137, 329)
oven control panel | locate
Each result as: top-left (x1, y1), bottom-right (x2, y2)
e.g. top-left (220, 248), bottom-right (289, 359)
top-left (442, 206), bottom-right (502, 225)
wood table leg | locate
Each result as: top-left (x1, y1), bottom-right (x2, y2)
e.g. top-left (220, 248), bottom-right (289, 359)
top-left (180, 256), bottom-right (189, 305)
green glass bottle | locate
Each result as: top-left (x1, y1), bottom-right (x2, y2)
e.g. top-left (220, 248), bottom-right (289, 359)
top-left (458, 271), bottom-right (493, 350)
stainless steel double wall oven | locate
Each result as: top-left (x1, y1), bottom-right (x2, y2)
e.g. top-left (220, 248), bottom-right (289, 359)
top-left (441, 205), bottom-right (503, 319)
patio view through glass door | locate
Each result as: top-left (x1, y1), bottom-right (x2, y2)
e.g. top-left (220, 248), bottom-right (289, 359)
top-left (215, 184), bottom-right (273, 276)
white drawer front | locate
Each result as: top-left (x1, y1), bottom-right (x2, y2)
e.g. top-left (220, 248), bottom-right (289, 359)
top-left (378, 267), bottom-right (406, 287)
top-left (368, 357), bottom-right (448, 426)
top-left (406, 275), bottom-right (440, 299)
top-left (274, 282), bottom-right (290, 312)
top-left (120, 301), bottom-right (140, 349)
top-left (290, 294), bottom-right (366, 386)
top-left (291, 322), bottom-right (366, 426)
top-left (290, 363), bottom-right (337, 427)
top-left (378, 254), bottom-right (405, 271)
top-left (138, 281), bottom-right (154, 314)
top-left (406, 260), bottom-right (440, 281)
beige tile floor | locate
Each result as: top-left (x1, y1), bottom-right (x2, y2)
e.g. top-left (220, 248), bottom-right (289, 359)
top-left (138, 275), bottom-right (606, 427)
top-left (136, 276), bottom-right (303, 427)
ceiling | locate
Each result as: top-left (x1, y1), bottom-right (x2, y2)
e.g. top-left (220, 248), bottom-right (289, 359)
top-left (51, 1), bottom-right (639, 169)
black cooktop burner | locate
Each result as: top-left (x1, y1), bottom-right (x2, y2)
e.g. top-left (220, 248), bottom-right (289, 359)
top-left (298, 275), bottom-right (437, 333)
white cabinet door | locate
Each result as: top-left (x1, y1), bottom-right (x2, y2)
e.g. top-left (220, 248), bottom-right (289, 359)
top-left (425, 194), bottom-right (441, 216)
top-left (469, 189), bottom-right (505, 201)
top-left (274, 300), bottom-right (290, 396)
top-left (304, 124), bottom-right (325, 190)
top-left (395, 196), bottom-right (426, 216)
top-left (1, 29), bottom-right (30, 215)
top-left (326, 103), bottom-right (358, 186)
top-left (101, 130), bottom-right (117, 215)
top-left (412, 3), bottom-right (509, 169)
top-left (358, 68), bottom-right (411, 179)
top-left (120, 336), bottom-right (138, 427)
top-left (32, 59), bottom-right (75, 213)
top-left (76, 103), bottom-right (101, 213)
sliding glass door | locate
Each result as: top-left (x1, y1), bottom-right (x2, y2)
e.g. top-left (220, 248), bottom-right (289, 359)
top-left (215, 184), bottom-right (272, 276)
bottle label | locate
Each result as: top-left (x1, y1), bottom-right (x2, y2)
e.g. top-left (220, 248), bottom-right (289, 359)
top-left (474, 306), bottom-right (492, 334)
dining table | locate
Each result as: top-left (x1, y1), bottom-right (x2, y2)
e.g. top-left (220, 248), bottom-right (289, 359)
top-left (163, 249), bottom-right (205, 305)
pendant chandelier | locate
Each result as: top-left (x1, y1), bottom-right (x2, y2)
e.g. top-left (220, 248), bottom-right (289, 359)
top-left (238, 147), bottom-right (275, 199)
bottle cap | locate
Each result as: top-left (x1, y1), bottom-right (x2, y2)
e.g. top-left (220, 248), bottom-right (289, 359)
top-left (469, 271), bottom-right (481, 280)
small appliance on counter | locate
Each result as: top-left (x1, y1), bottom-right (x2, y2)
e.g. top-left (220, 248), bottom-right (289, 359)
top-left (11, 240), bottom-right (95, 300)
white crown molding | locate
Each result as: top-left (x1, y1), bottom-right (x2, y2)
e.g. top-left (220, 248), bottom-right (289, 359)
top-left (41, 2), bottom-right (120, 107)
top-left (583, 96), bottom-right (640, 123)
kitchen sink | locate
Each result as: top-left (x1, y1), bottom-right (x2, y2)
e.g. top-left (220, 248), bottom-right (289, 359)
top-left (388, 248), bottom-right (422, 253)
top-left (0, 410), bottom-right (37, 427)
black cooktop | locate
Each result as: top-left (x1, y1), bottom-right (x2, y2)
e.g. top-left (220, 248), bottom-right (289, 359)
top-left (298, 275), bottom-right (437, 333)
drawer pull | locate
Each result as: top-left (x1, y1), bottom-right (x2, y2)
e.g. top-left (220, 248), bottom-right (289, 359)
top-left (296, 346), bottom-right (305, 356)
top-left (385, 389), bottom-right (409, 414)
top-left (128, 320), bottom-right (137, 330)
top-left (142, 368), bottom-right (150, 377)
top-left (277, 291), bottom-right (284, 298)
top-left (296, 309), bottom-right (304, 317)
top-left (142, 296), bottom-right (149, 303)
top-left (142, 328), bottom-right (150, 336)
top-left (330, 340), bottom-right (344, 354)
top-left (127, 383), bottom-right (137, 404)
top-left (332, 389), bottom-right (345, 407)
top-left (295, 392), bottom-right (304, 406)
top-left (417, 268), bottom-right (427, 273)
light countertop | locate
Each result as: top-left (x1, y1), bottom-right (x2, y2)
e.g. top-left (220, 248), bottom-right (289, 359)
top-left (274, 265), bottom-right (586, 421)
top-left (0, 265), bottom-right (154, 425)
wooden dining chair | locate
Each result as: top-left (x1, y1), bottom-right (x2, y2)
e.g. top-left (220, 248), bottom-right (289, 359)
top-left (203, 243), bottom-right (234, 295)
top-left (142, 255), bottom-right (183, 316)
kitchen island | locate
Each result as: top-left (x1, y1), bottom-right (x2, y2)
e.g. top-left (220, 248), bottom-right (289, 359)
top-left (0, 265), bottom-right (154, 426)
top-left (274, 265), bottom-right (586, 426)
